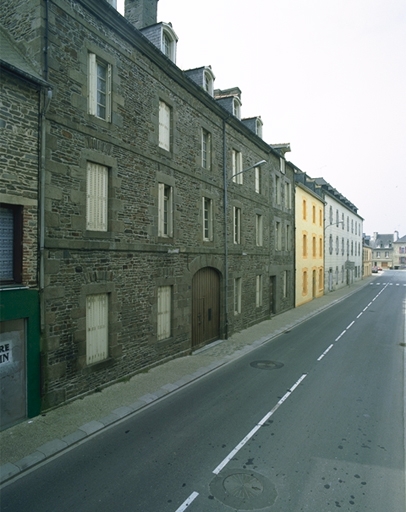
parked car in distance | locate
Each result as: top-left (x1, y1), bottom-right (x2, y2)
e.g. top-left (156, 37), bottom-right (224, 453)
top-left (372, 267), bottom-right (378, 273)
top-left (377, 267), bottom-right (383, 271)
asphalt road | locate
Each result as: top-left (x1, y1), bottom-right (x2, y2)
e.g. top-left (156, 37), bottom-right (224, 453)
top-left (1, 272), bottom-right (405, 511)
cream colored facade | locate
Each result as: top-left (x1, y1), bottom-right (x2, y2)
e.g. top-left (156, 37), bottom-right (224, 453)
top-left (363, 245), bottom-right (372, 277)
top-left (295, 182), bottom-right (324, 307)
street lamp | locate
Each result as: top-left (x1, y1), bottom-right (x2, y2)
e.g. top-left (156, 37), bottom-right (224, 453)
top-left (223, 159), bottom-right (267, 339)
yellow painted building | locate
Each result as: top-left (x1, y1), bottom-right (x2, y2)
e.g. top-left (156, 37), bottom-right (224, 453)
top-left (295, 174), bottom-right (325, 307)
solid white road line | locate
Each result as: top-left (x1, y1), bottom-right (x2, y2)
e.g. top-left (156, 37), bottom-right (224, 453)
top-left (212, 374), bottom-right (307, 475)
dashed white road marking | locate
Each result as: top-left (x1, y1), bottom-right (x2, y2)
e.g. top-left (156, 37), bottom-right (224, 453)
top-left (175, 492), bottom-right (199, 512)
top-left (212, 374), bottom-right (307, 475)
top-left (347, 321), bottom-right (355, 329)
top-left (317, 344), bottom-right (334, 361)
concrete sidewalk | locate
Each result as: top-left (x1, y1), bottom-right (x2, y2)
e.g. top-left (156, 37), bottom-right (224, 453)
top-left (0, 276), bottom-right (377, 484)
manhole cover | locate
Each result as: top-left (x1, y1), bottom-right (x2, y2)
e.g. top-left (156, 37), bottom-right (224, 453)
top-left (250, 360), bottom-right (284, 370)
top-left (210, 468), bottom-right (277, 510)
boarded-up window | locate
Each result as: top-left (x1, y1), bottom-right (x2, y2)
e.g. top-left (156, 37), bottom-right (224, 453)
top-left (157, 286), bottom-right (172, 340)
top-left (86, 294), bottom-right (108, 365)
top-left (87, 162), bottom-right (108, 231)
top-left (234, 277), bottom-right (242, 314)
top-left (159, 101), bottom-right (171, 151)
top-left (256, 275), bottom-right (263, 307)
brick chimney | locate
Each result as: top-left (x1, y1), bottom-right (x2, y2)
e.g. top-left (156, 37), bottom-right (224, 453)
top-left (125, 0), bottom-right (159, 29)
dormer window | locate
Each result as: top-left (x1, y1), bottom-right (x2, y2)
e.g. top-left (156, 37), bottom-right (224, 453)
top-left (204, 70), bottom-right (214, 96)
top-left (161, 25), bottom-right (177, 62)
top-left (233, 97), bottom-right (241, 119)
top-left (256, 118), bottom-right (263, 138)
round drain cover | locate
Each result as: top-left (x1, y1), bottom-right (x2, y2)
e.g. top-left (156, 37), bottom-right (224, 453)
top-left (250, 360), bottom-right (284, 370)
top-left (210, 468), bottom-right (277, 510)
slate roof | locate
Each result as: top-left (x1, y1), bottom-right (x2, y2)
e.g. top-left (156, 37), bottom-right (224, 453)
top-left (0, 24), bottom-right (48, 86)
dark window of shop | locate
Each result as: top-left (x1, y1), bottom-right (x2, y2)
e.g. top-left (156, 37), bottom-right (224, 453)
top-left (0, 205), bottom-right (23, 284)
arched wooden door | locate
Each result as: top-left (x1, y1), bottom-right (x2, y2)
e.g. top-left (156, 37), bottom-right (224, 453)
top-left (192, 267), bottom-right (220, 349)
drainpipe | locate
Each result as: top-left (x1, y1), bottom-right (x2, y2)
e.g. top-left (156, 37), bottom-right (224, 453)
top-left (39, 0), bottom-right (52, 329)
top-left (223, 118), bottom-right (229, 339)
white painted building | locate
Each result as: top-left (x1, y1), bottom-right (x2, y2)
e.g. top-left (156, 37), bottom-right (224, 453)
top-left (314, 178), bottom-right (363, 292)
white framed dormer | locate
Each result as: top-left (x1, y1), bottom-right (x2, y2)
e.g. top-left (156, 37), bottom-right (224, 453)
top-left (256, 117), bottom-right (263, 138)
top-left (203, 67), bottom-right (215, 96)
top-left (233, 97), bottom-right (242, 119)
top-left (161, 23), bottom-right (178, 63)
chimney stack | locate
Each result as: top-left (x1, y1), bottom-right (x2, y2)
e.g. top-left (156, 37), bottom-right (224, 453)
top-left (125, 0), bottom-right (158, 30)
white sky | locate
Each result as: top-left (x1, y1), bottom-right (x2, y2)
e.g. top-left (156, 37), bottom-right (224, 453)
top-left (118, 0), bottom-right (406, 237)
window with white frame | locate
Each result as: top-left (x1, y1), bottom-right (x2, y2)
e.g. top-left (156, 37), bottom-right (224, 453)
top-left (233, 97), bottom-right (241, 119)
top-left (234, 277), bottom-right (242, 314)
top-left (233, 207), bottom-right (241, 244)
top-left (329, 234), bottom-right (333, 255)
top-left (256, 275), bottom-right (263, 307)
top-left (203, 197), bottom-right (213, 241)
top-left (276, 221), bottom-right (282, 251)
top-left (283, 271), bottom-right (288, 298)
top-left (157, 286), bottom-right (172, 340)
top-left (254, 166), bottom-right (261, 194)
top-left (342, 212), bottom-right (344, 229)
top-left (275, 176), bottom-right (281, 205)
top-left (336, 236), bottom-right (339, 255)
top-left (204, 70), bottom-right (214, 96)
top-left (232, 150), bottom-right (243, 183)
top-left (88, 53), bottom-right (111, 122)
top-left (87, 162), bottom-right (108, 231)
top-left (162, 28), bottom-right (176, 62)
top-left (329, 206), bottom-right (333, 225)
top-left (201, 129), bottom-right (211, 170)
top-left (256, 214), bottom-right (263, 246)
top-left (342, 237), bottom-right (345, 255)
top-left (159, 100), bottom-right (171, 151)
top-left (285, 182), bottom-right (291, 208)
top-left (279, 157), bottom-right (285, 174)
top-left (86, 293), bottom-right (108, 365)
top-left (286, 224), bottom-right (291, 251)
top-left (158, 183), bottom-right (173, 237)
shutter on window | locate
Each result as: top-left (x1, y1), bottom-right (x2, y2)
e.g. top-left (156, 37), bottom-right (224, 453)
top-left (88, 53), bottom-right (96, 115)
top-left (87, 163), bottom-right (108, 231)
top-left (106, 63), bottom-right (112, 122)
top-left (158, 183), bottom-right (164, 236)
top-left (159, 101), bottom-right (170, 151)
top-left (157, 286), bottom-right (171, 340)
top-left (86, 294), bottom-right (108, 364)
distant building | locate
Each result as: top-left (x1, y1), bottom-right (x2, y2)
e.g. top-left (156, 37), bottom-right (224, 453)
top-left (393, 233), bottom-right (406, 269)
top-left (294, 170), bottom-right (324, 307)
top-left (313, 178), bottom-right (363, 291)
top-left (368, 232), bottom-right (395, 269)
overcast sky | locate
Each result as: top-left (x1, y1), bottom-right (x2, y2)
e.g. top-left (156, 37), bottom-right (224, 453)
top-left (118, 0), bottom-right (406, 237)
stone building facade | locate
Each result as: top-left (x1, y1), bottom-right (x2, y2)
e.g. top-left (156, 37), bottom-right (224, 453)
top-left (368, 232), bottom-right (395, 269)
top-left (0, 26), bottom-right (46, 427)
top-left (1, 0), bottom-right (295, 410)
